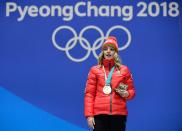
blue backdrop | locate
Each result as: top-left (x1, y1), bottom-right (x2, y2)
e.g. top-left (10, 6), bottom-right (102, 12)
top-left (0, 0), bottom-right (182, 131)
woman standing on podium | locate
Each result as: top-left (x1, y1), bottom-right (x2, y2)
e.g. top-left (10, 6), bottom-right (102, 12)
top-left (84, 36), bottom-right (135, 131)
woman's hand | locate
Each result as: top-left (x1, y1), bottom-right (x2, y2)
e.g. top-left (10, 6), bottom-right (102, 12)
top-left (115, 89), bottom-right (129, 98)
top-left (87, 116), bottom-right (95, 129)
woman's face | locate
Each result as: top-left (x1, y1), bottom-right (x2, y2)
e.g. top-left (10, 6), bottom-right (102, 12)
top-left (103, 45), bottom-right (115, 60)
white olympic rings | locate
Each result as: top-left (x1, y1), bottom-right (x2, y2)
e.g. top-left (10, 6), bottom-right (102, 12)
top-left (52, 25), bottom-right (131, 62)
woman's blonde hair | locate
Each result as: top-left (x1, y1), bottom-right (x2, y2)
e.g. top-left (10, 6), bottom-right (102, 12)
top-left (98, 51), bottom-right (122, 70)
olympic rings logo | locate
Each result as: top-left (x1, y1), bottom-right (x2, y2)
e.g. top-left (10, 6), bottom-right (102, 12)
top-left (52, 25), bottom-right (132, 62)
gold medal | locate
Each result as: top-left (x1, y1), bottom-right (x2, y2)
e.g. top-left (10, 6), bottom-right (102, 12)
top-left (102, 66), bottom-right (115, 95)
top-left (103, 85), bottom-right (112, 94)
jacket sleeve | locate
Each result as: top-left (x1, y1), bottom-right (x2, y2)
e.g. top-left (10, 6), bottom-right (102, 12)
top-left (84, 67), bottom-right (97, 117)
top-left (125, 66), bottom-right (136, 100)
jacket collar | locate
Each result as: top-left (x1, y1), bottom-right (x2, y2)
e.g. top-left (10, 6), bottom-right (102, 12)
top-left (102, 58), bottom-right (115, 71)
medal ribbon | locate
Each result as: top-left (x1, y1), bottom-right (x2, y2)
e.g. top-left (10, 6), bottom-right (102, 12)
top-left (103, 66), bottom-right (115, 85)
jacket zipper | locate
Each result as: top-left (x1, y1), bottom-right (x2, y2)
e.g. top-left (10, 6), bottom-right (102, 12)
top-left (110, 91), bottom-right (112, 114)
top-left (106, 62), bottom-right (112, 115)
top-left (109, 62), bottom-right (112, 114)
top-left (109, 63), bottom-right (111, 70)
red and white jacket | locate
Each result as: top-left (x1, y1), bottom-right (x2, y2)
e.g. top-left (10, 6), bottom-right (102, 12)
top-left (84, 59), bottom-right (135, 117)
